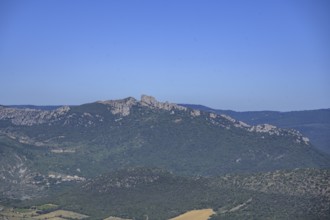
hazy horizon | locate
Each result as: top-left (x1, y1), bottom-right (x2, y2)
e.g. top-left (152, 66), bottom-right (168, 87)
top-left (3, 94), bottom-right (330, 112)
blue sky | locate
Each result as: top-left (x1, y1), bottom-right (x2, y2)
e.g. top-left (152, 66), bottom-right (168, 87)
top-left (0, 0), bottom-right (329, 111)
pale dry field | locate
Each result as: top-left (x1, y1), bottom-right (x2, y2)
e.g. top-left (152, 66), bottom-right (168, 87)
top-left (104, 217), bottom-right (132, 220)
top-left (169, 208), bottom-right (215, 220)
top-left (0, 209), bottom-right (37, 220)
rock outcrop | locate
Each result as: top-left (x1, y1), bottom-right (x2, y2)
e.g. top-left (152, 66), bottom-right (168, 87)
top-left (0, 153), bottom-right (42, 200)
top-left (98, 95), bottom-right (187, 116)
top-left (249, 124), bottom-right (310, 144)
top-left (0, 106), bottom-right (70, 126)
top-left (98, 97), bottom-right (137, 116)
top-left (217, 114), bottom-right (309, 145)
top-left (140, 95), bottom-right (187, 111)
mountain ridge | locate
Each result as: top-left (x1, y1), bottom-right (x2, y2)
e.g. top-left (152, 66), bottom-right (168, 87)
top-left (0, 95), bottom-right (313, 142)
top-left (180, 104), bottom-right (330, 154)
top-left (0, 95), bottom-right (315, 159)
top-left (0, 95), bottom-right (328, 183)
top-left (1, 95), bottom-right (330, 219)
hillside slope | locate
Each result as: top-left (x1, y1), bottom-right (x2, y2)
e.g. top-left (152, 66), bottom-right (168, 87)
top-left (17, 167), bottom-right (330, 220)
top-left (181, 104), bottom-right (330, 154)
top-left (1, 95), bottom-right (329, 180)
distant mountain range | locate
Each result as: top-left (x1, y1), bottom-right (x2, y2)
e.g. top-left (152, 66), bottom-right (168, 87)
top-left (8, 105), bottom-right (63, 111)
top-left (7, 103), bottom-right (330, 154)
top-left (180, 104), bottom-right (330, 154)
top-left (1, 95), bottom-right (329, 219)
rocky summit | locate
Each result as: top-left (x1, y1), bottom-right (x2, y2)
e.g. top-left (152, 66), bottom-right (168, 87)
top-left (0, 95), bottom-right (312, 139)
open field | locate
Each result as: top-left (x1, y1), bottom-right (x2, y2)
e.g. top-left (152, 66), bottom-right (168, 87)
top-left (0, 207), bottom-right (37, 220)
top-left (34, 210), bottom-right (89, 219)
top-left (0, 206), bottom-right (88, 220)
top-left (169, 208), bottom-right (215, 220)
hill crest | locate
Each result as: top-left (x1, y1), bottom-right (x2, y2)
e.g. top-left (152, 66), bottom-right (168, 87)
top-left (0, 95), bottom-right (310, 144)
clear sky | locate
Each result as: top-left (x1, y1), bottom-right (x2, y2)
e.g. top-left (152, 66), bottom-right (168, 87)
top-left (1, 0), bottom-right (329, 111)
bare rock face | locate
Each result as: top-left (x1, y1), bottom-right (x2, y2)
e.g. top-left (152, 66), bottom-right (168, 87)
top-left (217, 115), bottom-right (310, 145)
top-left (249, 124), bottom-right (310, 145)
top-left (0, 106), bottom-right (70, 126)
top-left (190, 109), bottom-right (201, 117)
top-left (140, 95), bottom-right (187, 111)
top-left (98, 97), bottom-right (137, 116)
top-left (249, 124), bottom-right (279, 134)
top-left (0, 154), bottom-right (43, 200)
top-left (98, 95), bottom-right (187, 116)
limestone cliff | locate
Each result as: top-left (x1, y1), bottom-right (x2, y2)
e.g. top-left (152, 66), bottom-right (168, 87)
top-left (140, 95), bottom-right (187, 111)
top-left (0, 106), bottom-right (70, 126)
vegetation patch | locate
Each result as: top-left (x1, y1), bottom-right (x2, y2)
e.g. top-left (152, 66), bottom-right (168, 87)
top-left (36, 203), bottom-right (59, 211)
top-left (0, 206), bottom-right (37, 219)
top-left (0, 206), bottom-right (88, 220)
